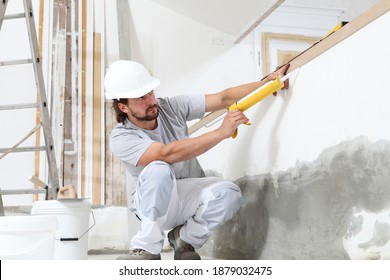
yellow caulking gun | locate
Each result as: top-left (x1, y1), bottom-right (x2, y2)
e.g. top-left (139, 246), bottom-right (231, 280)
top-left (189, 22), bottom-right (348, 136)
top-left (228, 71), bottom-right (293, 138)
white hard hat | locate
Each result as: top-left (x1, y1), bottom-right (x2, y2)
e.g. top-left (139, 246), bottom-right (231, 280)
top-left (104, 60), bottom-right (160, 99)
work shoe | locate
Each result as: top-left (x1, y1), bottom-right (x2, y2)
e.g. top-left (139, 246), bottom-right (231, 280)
top-left (116, 249), bottom-right (161, 260)
top-left (168, 226), bottom-right (201, 260)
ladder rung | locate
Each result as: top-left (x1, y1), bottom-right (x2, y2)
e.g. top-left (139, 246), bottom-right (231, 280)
top-left (3, 13), bottom-right (25, 20)
top-left (0, 146), bottom-right (47, 153)
top-left (0, 188), bottom-right (47, 195)
top-left (0, 103), bottom-right (38, 110)
top-left (0, 59), bottom-right (33, 66)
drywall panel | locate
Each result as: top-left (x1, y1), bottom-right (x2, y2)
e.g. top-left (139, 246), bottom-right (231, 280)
top-left (197, 8), bottom-right (390, 259)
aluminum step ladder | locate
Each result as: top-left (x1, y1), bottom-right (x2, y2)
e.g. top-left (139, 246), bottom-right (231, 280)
top-left (0, 0), bottom-right (59, 215)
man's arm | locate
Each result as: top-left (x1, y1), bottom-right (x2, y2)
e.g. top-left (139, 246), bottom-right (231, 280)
top-left (137, 64), bottom-right (289, 167)
top-left (137, 109), bottom-right (248, 166)
top-left (205, 64), bottom-right (290, 112)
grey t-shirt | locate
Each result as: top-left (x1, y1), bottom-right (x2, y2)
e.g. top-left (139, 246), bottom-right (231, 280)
top-left (109, 94), bottom-right (206, 180)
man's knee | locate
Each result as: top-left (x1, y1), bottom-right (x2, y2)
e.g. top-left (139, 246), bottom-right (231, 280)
top-left (138, 161), bottom-right (176, 220)
top-left (202, 183), bottom-right (244, 231)
top-left (216, 184), bottom-right (243, 214)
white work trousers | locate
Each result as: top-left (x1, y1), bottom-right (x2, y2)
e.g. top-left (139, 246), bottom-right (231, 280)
top-left (130, 161), bottom-right (244, 254)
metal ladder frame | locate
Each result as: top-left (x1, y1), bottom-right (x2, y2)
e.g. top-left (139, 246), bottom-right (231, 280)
top-left (0, 0), bottom-right (60, 214)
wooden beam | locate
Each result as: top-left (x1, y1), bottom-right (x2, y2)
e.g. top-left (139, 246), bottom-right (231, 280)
top-left (105, 102), bottom-right (127, 206)
top-left (188, 109), bottom-right (226, 135)
top-left (63, 0), bottom-right (80, 190)
top-left (33, 0), bottom-right (45, 201)
top-left (81, 0), bottom-right (87, 198)
top-left (51, 0), bottom-right (68, 186)
top-left (104, 0), bottom-right (129, 206)
top-left (92, 32), bottom-right (102, 205)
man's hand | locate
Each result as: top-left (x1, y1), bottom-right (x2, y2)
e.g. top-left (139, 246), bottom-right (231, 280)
top-left (218, 109), bottom-right (249, 138)
top-left (268, 63), bottom-right (290, 96)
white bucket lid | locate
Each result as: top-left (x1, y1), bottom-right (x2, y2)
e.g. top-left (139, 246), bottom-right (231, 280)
top-left (31, 199), bottom-right (91, 214)
top-left (0, 216), bottom-right (58, 232)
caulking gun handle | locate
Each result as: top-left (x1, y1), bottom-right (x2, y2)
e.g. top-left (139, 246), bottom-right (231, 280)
top-left (228, 103), bottom-right (250, 139)
top-left (228, 103), bottom-right (239, 139)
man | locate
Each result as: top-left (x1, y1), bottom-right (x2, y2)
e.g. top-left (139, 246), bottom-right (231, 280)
top-left (105, 60), bottom-right (289, 260)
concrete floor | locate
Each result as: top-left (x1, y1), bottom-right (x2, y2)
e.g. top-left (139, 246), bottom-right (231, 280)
top-left (87, 250), bottom-right (218, 260)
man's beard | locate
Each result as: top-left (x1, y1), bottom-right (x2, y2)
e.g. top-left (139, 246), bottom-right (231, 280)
top-left (130, 104), bottom-right (159, 121)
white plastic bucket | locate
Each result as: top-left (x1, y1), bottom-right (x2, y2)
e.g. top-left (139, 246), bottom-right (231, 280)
top-left (0, 215), bottom-right (58, 260)
top-left (31, 199), bottom-right (93, 260)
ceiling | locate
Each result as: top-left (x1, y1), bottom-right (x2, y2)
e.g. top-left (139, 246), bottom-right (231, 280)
top-left (149, 0), bottom-right (380, 40)
top-left (149, 0), bottom-right (281, 36)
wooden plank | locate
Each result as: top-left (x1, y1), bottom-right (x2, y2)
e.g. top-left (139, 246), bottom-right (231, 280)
top-left (38, 0), bottom-right (44, 49)
top-left (104, 0), bottom-right (130, 206)
top-left (33, 0), bottom-right (45, 201)
top-left (104, 102), bottom-right (114, 205)
top-left (51, 0), bottom-right (68, 186)
top-left (105, 102), bottom-right (127, 206)
top-left (81, 0), bottom-right (87, 198)
top-left (188, 109), bottom-right (226, 135)
top-left (92, 32), bottom-right (102, 205)
top-left (189, 0), bottom-right (390, 134)
top-left (63, 0), bottom-right (80, 190)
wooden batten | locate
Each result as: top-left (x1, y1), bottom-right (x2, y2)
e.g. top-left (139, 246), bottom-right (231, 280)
top-left (92, 32), bottom-right (102, 205)
top-left (50, 0), bottom-right (68, 187)
top-left (104, 0), bottom-right (128, 206)
top-left (63, 0), bottom-right (80, 191)
top-left (33, 0), bottom-right (45, 200)
top-left (105, 103), bottom-right (127, 206)
top-left (81, 0), bottom-right (87, 198)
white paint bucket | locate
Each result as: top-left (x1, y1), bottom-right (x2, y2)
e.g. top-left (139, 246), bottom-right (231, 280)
top-left (31, 199), bottom-right (93, 260)
top-left (0, 215), bottom-right (58, 260)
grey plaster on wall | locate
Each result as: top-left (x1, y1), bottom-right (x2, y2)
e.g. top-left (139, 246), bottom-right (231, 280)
top-left (199, 136), bottom-right (390, 259)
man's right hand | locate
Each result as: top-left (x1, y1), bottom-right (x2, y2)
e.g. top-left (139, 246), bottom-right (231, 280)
top-left (219, 109), bottom-right (250, 138)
